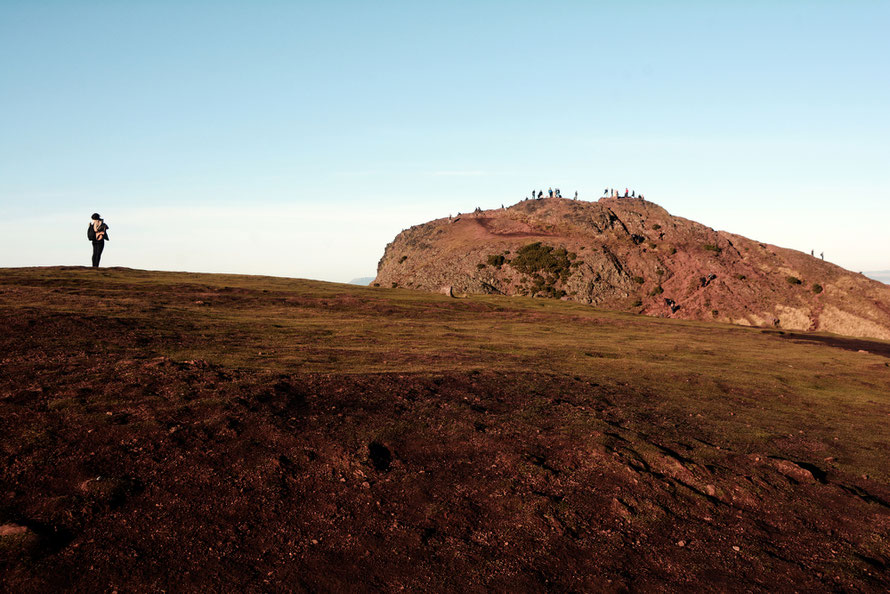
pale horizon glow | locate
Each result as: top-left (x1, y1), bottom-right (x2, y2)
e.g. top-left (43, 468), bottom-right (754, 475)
top-left (2, 1), bottom-right (888, 282)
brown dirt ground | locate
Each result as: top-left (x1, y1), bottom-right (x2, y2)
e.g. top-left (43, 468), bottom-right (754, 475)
top-left (1, 267), bottom-right (889, 592)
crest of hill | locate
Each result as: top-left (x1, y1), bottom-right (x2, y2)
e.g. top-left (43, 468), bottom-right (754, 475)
top-left (375, 197), bottom-right (890, 340)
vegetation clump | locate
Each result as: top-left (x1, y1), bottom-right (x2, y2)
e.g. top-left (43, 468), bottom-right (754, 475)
top-left (398, 255), bottom-right (408, 263)
top-left (487, 254), bottom-right (506, 268)
top-left (703, 244), bottom-right (722, 254)
top-left (649, 285), bottom-right (664, 296)
top-left (652, 224), bottom-right (662, 230)
top-left (735, 273), bottom-right (747, 280)
top-left (786, 276), bottom-right (803, 285)
top-left (631, 298), bottom-right (643, 307)
top-left (812, 283), bottom-right (823, 294)
top-left (509, 243), bottom-right (574, 298)
top-left (510, 243), bottom-right (572, 277)
top-left (632, 276), bottom-right (645, 284)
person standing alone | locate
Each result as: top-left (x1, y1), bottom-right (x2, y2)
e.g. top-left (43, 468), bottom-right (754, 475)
top-left (87, 213), bottom-right (110, 267)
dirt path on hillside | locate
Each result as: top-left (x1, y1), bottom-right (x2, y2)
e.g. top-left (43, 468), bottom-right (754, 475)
top-left (470, 216), bottom-right (554, 239)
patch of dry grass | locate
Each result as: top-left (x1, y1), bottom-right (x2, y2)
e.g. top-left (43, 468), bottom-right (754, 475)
top-left (2, 266), bottom-right (889, 482)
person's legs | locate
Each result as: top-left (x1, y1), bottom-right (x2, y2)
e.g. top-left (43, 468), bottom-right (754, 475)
top-left (92, 241), bottom-right (104, 267)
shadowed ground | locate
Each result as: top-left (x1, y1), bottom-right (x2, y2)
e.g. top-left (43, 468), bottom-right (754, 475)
top-left (1, 267), bottom-right (888, 591)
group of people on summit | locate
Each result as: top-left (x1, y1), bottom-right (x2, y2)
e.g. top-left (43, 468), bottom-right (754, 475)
top-left (528, 188), bottom-right (563, 200)
top-left (605, 188), bottom-right (643, 199)
top-left (524, 186), bottom-right (645, 202)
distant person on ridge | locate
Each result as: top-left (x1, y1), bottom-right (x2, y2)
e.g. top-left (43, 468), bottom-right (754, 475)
top-left (820, 252), bottom-right (824, 260)
top-left (625, 188), bottom-right (629, 197)
top-left (87, 213), bottom-right (109, 268)
top-left (574, 191), bottom-right (578, 200)
top-left (548, 187), bottom-right (553, 198)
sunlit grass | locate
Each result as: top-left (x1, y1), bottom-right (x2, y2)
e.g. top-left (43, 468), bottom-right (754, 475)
top-left (3, 265), bottom-right (889, 482)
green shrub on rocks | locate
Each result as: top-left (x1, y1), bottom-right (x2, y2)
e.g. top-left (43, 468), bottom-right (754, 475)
top-left (812, 283), bottom-right (823, 294)
top-left (508, 243), bottom-right (576, 298)
top-left (510, 243), bottom-right (571, 278)
top-left (487, 254), bottom-right (506, 267)
top-left (786, 276), bottom-right (802, 285)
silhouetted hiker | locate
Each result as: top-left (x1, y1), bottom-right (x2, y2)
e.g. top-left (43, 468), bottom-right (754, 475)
top-left (625, 188), bottom-right (629, 197)
top-left (538, 190), bottom-right (543, 199)
top-left (87, 213), bottom-right (109, 268)
top-left (548, 187), bottom-right (553, 198)
top-left (631, 190), bottom-right (635, 197)
top-left (811, 249), bottom-right (814, 256)
top-left (604, 188), bottom-right (608, 196)
top-left (820, 252), bottom-right (824, 260)
top-left (574, 191), bottom-right (578, 200)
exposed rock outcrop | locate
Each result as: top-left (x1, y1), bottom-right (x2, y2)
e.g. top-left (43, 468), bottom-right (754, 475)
top-left (375, 197), bottom-right (890, 340)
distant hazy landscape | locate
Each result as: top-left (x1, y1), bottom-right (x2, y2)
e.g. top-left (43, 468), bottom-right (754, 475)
top-left (866, 271), bottom-right (890, 284)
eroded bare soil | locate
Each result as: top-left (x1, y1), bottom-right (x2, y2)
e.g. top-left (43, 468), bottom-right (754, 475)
top-left (1, 268), bottom-right (888, 592)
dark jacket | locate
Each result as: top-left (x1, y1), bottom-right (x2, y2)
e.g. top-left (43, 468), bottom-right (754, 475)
top-left (87, 223), bottom-right (110, 242)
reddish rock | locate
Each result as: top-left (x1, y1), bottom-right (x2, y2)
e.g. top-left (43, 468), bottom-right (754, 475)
top-left (376, 197), bottom-right (890, 340)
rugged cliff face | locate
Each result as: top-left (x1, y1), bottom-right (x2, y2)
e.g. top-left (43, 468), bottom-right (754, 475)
top-left (375, 197), bottom-right (890, 340)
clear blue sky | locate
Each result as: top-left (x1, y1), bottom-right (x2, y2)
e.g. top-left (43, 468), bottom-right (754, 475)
top-left (2, 1), bottom-right (888, 281)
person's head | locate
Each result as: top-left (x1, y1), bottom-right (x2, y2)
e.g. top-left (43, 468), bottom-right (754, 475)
top-left (91, 213), bottom-right (101, 221)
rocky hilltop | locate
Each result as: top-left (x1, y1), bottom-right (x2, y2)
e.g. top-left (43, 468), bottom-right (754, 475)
top-left (376, 197), bottom-right (890, 340)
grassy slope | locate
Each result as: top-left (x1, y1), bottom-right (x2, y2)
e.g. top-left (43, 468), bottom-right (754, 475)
top-left (1, 266), bottom-right (889, 589)
top-left (7, 266), bottom-right (886, 479)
